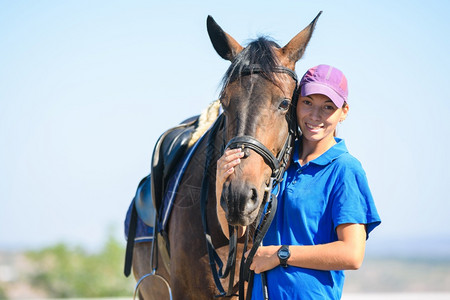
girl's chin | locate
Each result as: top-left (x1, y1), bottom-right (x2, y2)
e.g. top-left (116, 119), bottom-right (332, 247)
top-left (301, 127), bottom-right (323, 137)
top-left (302, 133), bottom-right (322, 141)
top-left (301, 131), bottom-right (334, 143)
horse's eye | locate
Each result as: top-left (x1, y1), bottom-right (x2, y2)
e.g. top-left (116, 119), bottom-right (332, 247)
top-left (278, 99), bottom-right (291, 111)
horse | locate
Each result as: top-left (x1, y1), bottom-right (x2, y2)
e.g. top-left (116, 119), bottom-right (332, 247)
top-left (131, 13), bottom-right (321, 299)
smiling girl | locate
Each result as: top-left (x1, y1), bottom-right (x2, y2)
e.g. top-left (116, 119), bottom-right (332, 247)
top-left (216, 64), bottom-right (381, 299)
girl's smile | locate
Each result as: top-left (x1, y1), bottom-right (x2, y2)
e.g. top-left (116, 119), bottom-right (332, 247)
top-left (297, 93), bottom-right (348, 144)
top-left (305, 122), bottom-right (324, 132)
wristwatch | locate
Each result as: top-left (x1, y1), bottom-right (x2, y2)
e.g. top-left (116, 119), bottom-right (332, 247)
top-left (277, 245), bottom-right (290, 267)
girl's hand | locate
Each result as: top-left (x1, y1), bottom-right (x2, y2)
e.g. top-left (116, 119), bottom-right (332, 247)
top-left (216, 148), bottom-right (245, 187)
top-left (244, 245), bottom-right (280, 274)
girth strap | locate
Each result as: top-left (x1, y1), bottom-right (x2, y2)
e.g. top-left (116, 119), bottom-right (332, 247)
top-left (124, 203), bottom-right (138, 277)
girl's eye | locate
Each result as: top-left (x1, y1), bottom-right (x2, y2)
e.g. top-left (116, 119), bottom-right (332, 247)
top-left (278, 98), bottom-right (291, 111)
top-left (302, 100), bottom-right (311, 106)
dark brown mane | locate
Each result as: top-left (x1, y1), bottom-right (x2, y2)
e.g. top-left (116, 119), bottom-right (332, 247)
top-left (220, 37), bottom-right (281, 98)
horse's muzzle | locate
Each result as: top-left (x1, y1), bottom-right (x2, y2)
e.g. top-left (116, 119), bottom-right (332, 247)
top-left (221, 180), bottom-right (261, 226)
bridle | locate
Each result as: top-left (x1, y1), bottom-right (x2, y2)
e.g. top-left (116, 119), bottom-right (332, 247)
top-left (200, 64), bottom-right (299, 299)
top-left (225, 64), bottom-right (298, 181)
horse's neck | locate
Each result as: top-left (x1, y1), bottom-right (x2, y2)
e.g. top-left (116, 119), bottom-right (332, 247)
top-left (202, 122), bottom-right (230, 246)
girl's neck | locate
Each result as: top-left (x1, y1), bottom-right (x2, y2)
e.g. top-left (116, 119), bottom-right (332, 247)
top-left (298, 135), bottom-right (337, 166)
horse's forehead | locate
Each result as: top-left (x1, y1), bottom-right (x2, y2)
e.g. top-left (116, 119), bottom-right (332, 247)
top-left (227, 88), bottom-right (273, 114)
top-left (229, 74), bottom-right (289, 95)
top-left (226, 92), bottom-right (287, 136)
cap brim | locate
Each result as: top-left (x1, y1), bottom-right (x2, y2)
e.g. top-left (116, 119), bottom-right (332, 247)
top-left (300, 82), bottom-right (345, 108)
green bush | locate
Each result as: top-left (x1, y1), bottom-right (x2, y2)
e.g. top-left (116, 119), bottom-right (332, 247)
top-left (26, 235), bottom-right (135, 298)
top-left (0, 285), bottom-right (7, 300)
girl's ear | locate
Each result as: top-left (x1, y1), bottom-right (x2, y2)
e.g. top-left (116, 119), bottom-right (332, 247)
top-left (340, 104), bottom-right (349, 122)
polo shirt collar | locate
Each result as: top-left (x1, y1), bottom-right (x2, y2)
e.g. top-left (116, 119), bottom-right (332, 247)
top-left (293, 137), bottom-right (349, 167)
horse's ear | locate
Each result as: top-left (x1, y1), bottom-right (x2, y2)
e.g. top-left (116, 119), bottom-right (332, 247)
top-left (281, 11), bottom-right (322, 65)
top-left (207, 15), bottom-right (244, 61)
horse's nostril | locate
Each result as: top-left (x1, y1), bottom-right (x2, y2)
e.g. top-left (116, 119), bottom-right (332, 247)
top-left (250, 188), bottom-right (258, 203)
top-left (240, 187), bottom-right (260, 224)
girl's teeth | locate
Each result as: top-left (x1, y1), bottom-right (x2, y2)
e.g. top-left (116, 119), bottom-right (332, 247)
top-left (307, 123), bottom-right (320, 129)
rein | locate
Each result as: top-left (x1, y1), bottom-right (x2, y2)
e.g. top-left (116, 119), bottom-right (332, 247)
top-left (200, 64), bottom-right (298, 299)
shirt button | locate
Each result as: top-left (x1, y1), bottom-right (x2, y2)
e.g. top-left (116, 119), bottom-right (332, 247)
top-left (292, 180), bottom-right (296, 184)
top-left (297, 169), bottom-right (302, 174)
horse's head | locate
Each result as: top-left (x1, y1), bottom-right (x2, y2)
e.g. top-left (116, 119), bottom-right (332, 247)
top-left (208, 13), bottom-right (321, 226)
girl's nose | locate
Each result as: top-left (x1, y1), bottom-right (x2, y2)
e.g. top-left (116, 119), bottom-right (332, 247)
top-left (310, 106), bottom-right (321, 120)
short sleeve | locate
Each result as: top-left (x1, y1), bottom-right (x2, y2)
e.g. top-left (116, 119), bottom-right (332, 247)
top-left (331, 157), bottom-right (381, 238)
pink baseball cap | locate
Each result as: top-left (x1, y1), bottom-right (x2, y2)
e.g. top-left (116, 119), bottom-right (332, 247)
top-left (299, 64), bottom-right (348, 108)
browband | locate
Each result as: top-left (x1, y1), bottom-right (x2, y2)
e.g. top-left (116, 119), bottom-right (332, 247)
top-left (233, 64), bottom-right (298, 85)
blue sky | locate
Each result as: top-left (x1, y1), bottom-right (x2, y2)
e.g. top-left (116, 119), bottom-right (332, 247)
top-left (1, 1), bottom-right (449, 255)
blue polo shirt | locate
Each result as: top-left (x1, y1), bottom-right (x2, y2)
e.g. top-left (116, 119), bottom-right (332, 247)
top-left (252, 138), bottom-right (381, 300)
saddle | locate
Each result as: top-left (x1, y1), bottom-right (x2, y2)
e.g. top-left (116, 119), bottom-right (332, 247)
top-left (134, 115), bottom-right (199, 227)
top-left (124, 116), bottom-right (199, 277)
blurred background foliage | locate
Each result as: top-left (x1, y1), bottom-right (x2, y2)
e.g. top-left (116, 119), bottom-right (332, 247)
top-left (1, 233), bottom-right (449, 298)
top-left (17, 235), bottom-right (135, 298)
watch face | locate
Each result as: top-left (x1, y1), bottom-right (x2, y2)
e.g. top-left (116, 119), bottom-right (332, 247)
top-left (279, 248), bottom-right (289, 259)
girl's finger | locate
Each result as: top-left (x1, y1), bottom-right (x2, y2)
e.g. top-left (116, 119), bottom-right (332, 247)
top-left (225, 150), bottom-right (244, 163)
top-left (224, 148), bottom-right (242, 155)
top-left (224, 148), bottom-right (244, 159)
